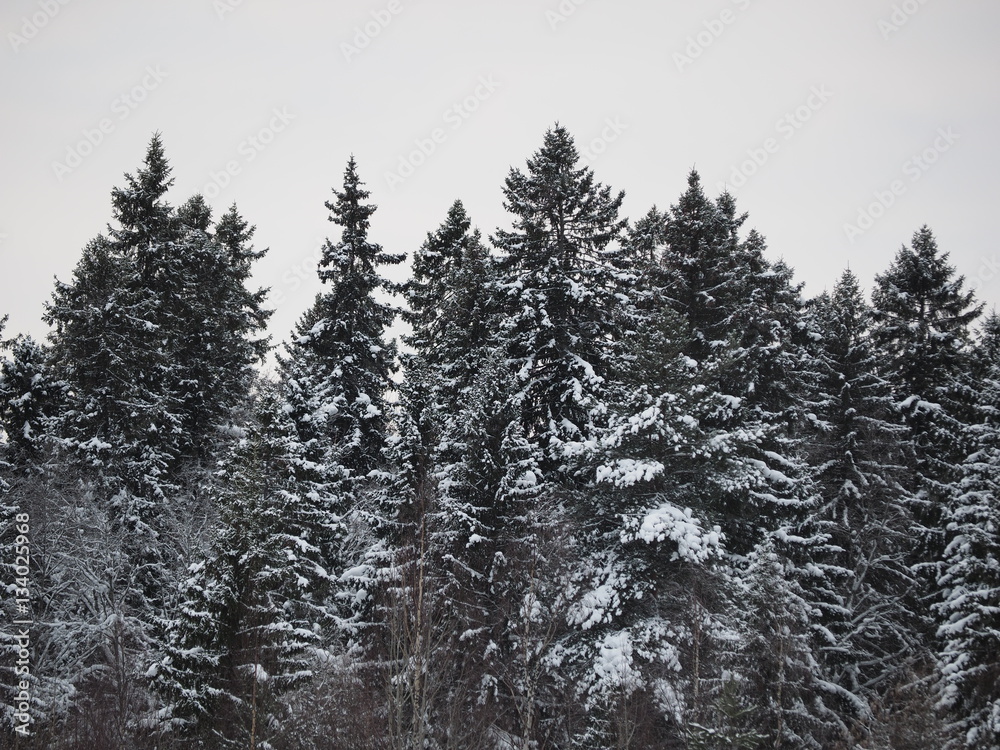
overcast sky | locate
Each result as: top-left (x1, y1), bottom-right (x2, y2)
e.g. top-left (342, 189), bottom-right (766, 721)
top-left (2, 0), bottom-right (998, 357)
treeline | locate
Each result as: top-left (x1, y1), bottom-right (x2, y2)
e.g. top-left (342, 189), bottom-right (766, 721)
top-left (0, 126), bottom-right (997, 749)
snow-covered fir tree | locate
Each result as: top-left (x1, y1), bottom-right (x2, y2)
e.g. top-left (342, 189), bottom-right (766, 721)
top-left (153, 386), bottom-right (329, 748)
top-left (404, 198), bottom-right (495, 414)
top-left (0, 334), bottom-right (65, 472)
top-left (24, 135), bottom-right (272, 746)
top-left (735, 539), bottom-right (845, 749)
top-left (45, 136), bottom-right (271, 512)
top-left (659, 172), bottom-right (810, 552)
top-left (935, 311), bottom-right (1000, 749)
top-left (491, 123), bottom-right (628, 476)
top-left (871, 226), bottom-right (982, 619)
top-left (158, 196), bottom-right (272, 470)
top-left (277, 155), bottom-right (403, 633)
top-left (793, 270), bottom-right (924, 742)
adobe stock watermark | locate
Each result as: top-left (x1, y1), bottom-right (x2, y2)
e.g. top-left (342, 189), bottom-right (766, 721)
top-left (8, 0), bottom-right (71, 54)
top-left (384, 75), bottom-right (500, 191)
top-left (201, 108), bottom-right (295, 199)
top-left (968, 253), bottom-right (1000, 296)
top-left (842, 127), bottom-right (959, 244)
top-left (878, 0), bottom-right (931, 39)
top-left (341, 0), bottom-right (403, 62)
top-left (546, 0), bottom-right (589, 30)
top-left (213, 0), bottom-right (244, 20)
top-left (579, 117), bottom-right (627, 166)
top-left (714, 85), bottom-right (834, 193)
top-left (674, 0), bottom-right (753, 72)
top-left (270, 236), bottom-right (327, 308)
top-left (10, 512), bottom-right (32, 737)
top-left (51, 66), bottom-right (168, 182)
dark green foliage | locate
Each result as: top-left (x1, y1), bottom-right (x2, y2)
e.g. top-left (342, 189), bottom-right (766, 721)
top-left (5, 126), bottom-right (997, 749)
top-left (154, 388), bottom-right (327, 748)
top-left (872, 226), bottom-right (983, 632)
top-left (279, 156), bottom-right (401, 480)
top-left (935, 312), bottom-right (1000, 749)
top-left (492, 124), bottom-right (628, 469)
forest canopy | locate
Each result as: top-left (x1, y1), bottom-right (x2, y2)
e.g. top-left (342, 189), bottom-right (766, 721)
top-left (1, 127), bottom-right (998, 750)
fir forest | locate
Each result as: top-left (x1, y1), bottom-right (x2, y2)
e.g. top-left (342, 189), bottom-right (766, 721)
top-left (2, 125), bottom-right (999, 750)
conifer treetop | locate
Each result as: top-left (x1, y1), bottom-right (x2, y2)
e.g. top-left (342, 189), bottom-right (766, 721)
top-left (874, 226), bottom-right (981, 330)
top-left (110, 132), bottom-right (176, 251)
top-left (496, 123), bottom-right (626, 263)
top-left (177, 193), bottom-right (212, 232)
top-left (319, 155), bottom-right (403, 287)
top-left (872, 225), bottom-right (983, 394)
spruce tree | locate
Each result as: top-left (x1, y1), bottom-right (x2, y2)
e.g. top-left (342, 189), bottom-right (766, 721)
top-left (47, 137), bottom-right (271, 496)
top-left (45, 232), bottom-right (177, 500)
top-left (0, 335), bottom-right (65, 468)
top-left (422, 353), bottom-right (519, 746)
top-left (158, 197), bottom-right (272, 469)
top-left (660, 174), bottom-right (745, 366)
top-left (404, 199), bottom-right (494, 404)
top-left (935, 312), bottom-right (1000, 749)
top-left (397, 198), bottom-right (497, 565)
top-left (383, 198), bottom-right (496, 574)
top-left (109, 132), bottom-right (178, 278)
top-left (277, 155), bottom-right (402, 631)
top-left (36, 136), bottom-right (273, 742)
top-left (154, 387), bottom-right (325, 748)
top-left (584, 287), bottom-right (741, 748)
top-left (794, 271), bottom-right (923, 738)
top-left (659, 172), bottom-right (809, 551)
top-left (491, 123), bottom-right (628, 474)
top-left (872, 226), bottom-right (982, 595)
top-left (737, 540), bottom-right (847, 749)
top-left (488, 126), bottom-right (641, 744)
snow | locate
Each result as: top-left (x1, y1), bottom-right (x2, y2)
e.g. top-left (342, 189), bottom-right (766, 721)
top-left (569, 579), bottom-right (622, 631)
top-left (340, 564), bottom-right (370, 580)
top-left (516, 470), bottom-right (537, 488)
top-left (898, 394), bottom-right (943, 414)
top-left (79, 436), bottom-right (113, 451)
top-left (593, 631), bottom-right (640, 694)
top-left (245, 663), bottom-right (269, 683)
top-left (624, 503), bottom-right (721, 563)
top-left (595, 458), bottom-right (664, 486)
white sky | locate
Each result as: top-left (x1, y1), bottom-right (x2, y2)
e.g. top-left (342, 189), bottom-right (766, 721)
top-left (2, 0), bottom-right (999, 356)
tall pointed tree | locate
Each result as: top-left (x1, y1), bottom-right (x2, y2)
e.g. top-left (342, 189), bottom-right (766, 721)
top-left (872, 226), bottom-right (982, 592)
top-left (660, 173), bottom-right (745, 367)
top-left (45, 231), bottom-right (177, 500)
top-left (278, 155), bottom-right (403, 630)
top-left (35, 136), bottom-right (274, 742)
top-left (793, 271), bottom-right (922, 738)
top-left (659, 172), bottom-right (809, 551)
top-left (404, 199), bottom-right (494, 391)
top-left (159, 197), bottom-right (272, 469)
top-left (109, 132), bottom-right (178, 279)
top-left (492, 123), bottom-right (629, 473)
top-left (386, 199), bottom-right (496, 553)
top-left (935, 312), bottom-right (1000, 749)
